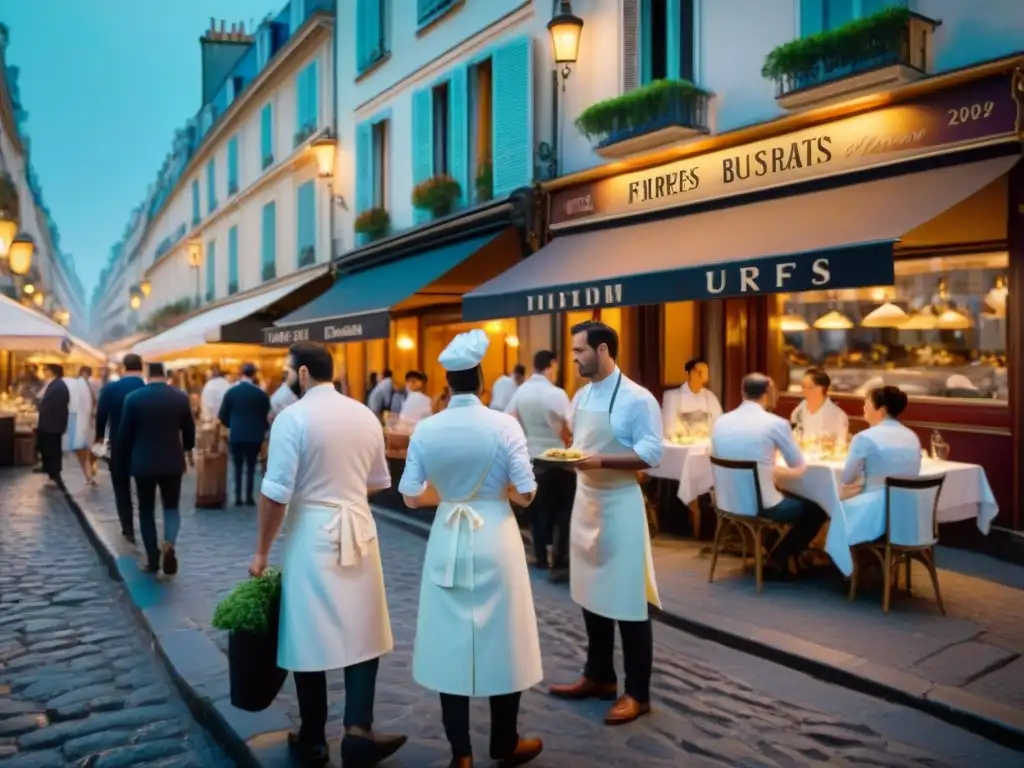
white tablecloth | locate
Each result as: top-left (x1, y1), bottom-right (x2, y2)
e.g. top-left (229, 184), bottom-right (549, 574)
top-left (644, 440), bottom-right (714, 504)
top-left (777, 458), bottom-right (999, 577)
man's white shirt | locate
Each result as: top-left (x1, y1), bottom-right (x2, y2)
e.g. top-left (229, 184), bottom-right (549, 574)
top-left (489, 375), bottom-right (519, 411)
top-left (201, 377), bottom-right (231, 421)
top-left (399, 390), bottom-right (433, 426)
top-left (790, 397), bottom-right (849, 440)
top-left (505, 374), bottom-right (572, 458)
top-left (570, 369), bottom-right (663, 468)
top-left (662, 382), bottom-right (723, 435)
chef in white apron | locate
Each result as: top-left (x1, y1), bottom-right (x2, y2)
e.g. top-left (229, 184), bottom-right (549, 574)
top-left (661, 357), bottom-right (723, 436)
top-left (548, 321), bottom-right (663, 726)
top-left (249, 342), bottom-right (407, 768)
top-left (400, 329), bottom-right (544, 768)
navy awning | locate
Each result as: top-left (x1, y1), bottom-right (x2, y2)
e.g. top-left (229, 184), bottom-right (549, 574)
top-left (462, 155), bottom-right (1018, 321)
top-left (267, 232), bottom-right (501, 345)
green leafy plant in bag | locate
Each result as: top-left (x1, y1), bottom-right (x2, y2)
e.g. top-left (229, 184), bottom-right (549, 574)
top-left (211, 567), bottom-right (282, 634)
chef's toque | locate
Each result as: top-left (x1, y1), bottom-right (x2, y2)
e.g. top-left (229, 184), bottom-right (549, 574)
top-left (438, 329), bottom-right (490, 371)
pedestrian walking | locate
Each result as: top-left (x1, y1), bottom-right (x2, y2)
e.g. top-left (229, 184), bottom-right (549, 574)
top-left (399, 329), bottom-right (544, 768)
top-left (117, 362), bottom-right (195, 576)
top-left (249, 342), bottom-right (406, 768)
top-left (94, 353), bottom-right (146, 543)
top-left (505, 349), bottom-right (575, 582)
top-left (36, 363), bottom-right (69, 489)
top-left (548, 321), bottom-right (663, 726)
top-left (65, 366), bottom-right (98, 486)
top-left (200, 366), bottom-right (230, 422)
top-left (218, 362), bottom-right (271, 507)
top-left (269, 369), bottom-right (298, 425)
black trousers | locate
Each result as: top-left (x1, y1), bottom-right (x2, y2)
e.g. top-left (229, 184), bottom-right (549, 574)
top-left (37, 432), bottom-right (63, 482)
top-left (440, 692), bottom-right (521, 759)
top-left (531, 465), bottom-right (575, 569)
top-left (230, 441), bottom-right (261, 502)
top-left (135, 474), bottom-right (183, 567)
top-left (762, 493), bottom-right (828, 565)
top-left (294, 657), bottom-right (379, 745)
top-left (583, 608), bottom-right (653, 703)
top-left (109, 451), bottom-right (134, 538)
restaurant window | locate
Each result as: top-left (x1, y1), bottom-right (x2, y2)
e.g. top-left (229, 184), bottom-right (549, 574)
top-left (800, 0), bottom-right (903, 36)
top-left (371, 119), bottom-right (388, 209)
top-left (779, 253), bottom-right (1009, 402)
top-left (662, 301), bottom-right (701, 386)
top-left (468, 58), bottom-right (493, 204)
top-left (432, 81), bottom-right (450, 176)
top-left (636, 0), bottom-right (695, 85)
top-left (390, 316), bottom-right (420, 384)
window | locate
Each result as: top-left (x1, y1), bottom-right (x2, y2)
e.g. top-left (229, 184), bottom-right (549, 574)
top-left (431, 81), bottom-right (450, 175)
top-left (261, 202), bottom-right (277, 282)
top-left (191, 179), bottom-right (201, 226)
top-left (468, 58), bottom-right (493, 204)
top-left (780, 253), bottom-right (1009, 402)
top-left (662, 301), bottom-right (701, 386)
top-left (639, 0), bottom-right (695, 85)
top-left (227, 136), bottom-right (240, 196)
top-left (295, 61), bottom-right (319, 146)
top-left (357, 0), bottom-right (389, 72)
top-left (205, 239), bottom-right (216, 303)
top-left (261, 104), bottom-right (274, 169)
top-left (206, 159), bottom-right (217, 214)
top-left (418, 0), bottom-right (458, 27)
top-left (296, 181), bottom-right (316, 267)
top-left (800, 0), bottom-right (903, 35)
top-left (371, 120), bottom-right (388, 208)
top-left (227, 226), bottom-right (239, 295)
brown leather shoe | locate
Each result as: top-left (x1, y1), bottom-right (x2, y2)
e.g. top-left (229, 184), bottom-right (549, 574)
top-left (448, 758), bottom-right (473, 768)
top-left (494, 737), bottom-right (543, 766)
top-left (547, 676), bottom-right (617, 701)
top-left (604, 694), bottom-right (651, 725)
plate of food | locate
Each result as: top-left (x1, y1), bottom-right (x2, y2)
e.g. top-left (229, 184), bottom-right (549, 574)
top-left (536, 447), bottom-right (591, 466)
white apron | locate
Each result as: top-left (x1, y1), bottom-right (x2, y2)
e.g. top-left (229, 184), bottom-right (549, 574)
top-left (570, 374), bottom-right (661, 621)
top-left (413, 435), bottom-right (543, 697)
top-left (277, 499), bottom-right (394, 672)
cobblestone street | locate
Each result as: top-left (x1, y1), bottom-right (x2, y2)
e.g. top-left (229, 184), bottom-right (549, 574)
top-left (65, 467), bottom-right (1022, 767)
top-left (0, 470), bottom-right (231, 768)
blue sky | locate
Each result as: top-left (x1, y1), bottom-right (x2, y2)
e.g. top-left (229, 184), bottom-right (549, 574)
top-left (2, 0), bottom-right (279, 299)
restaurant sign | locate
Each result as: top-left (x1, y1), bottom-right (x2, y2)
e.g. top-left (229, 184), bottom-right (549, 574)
top-left (551, 73), bottom-right (1022, 227)
top-left (262, 311), bottom-right (391, 347)
top-left (463, 242), bottom-right (895, 321)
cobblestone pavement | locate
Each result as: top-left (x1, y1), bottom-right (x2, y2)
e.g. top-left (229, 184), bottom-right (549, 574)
top-left (67, 467), bottom-right (1021, 767)
top-left (0, 470), bottom-right (231, 768)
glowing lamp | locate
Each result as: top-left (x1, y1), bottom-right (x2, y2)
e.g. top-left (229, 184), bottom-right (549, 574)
top-left (32, 291), bottom-right (44, 307)
top-left (547, 1), bottom-right (584, 65)
top-left (187, 239), bottom-right (202, 268)
top-left (0, 218), bottom-right (17, 257)
top-left (311, 134), bottom-right (337, 179)
top-left (861, 297), bottom-right (909, 328)
top-left (7, 233), bottom-right (34, 276)
top-left (812, 310), bottom-right (854, 330)
top-left (22, 283), bottom-right (35, 295)
top-left (140, 278), bottom-right (152, 297)
top-left (396, 335), bottom-right (415, 351)
top-left (505, 335), bottom-right (520, 348)
top-left (779, 312), bottom-right (809, 333)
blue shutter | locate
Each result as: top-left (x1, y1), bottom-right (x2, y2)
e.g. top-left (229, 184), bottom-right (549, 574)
top-left (491, 36), bottom-right (533, 199)
top-left (262, 202), bottom-right (277, 280)
top-left (356, 0), bottom-right (368, 71)
top-left (448, 66), bottom-right (468, 208)
top-left (261, 104), bottom-right (273, 165)
top-left (207, 160), bottom-right (216, 212)
top-left (191, 180), bottom-right (200, 225)
top-left (640, 0), bottom-right (653, 84)
top-left (228, 136), bottom-right (239, 193)
top-left (355, 121), bottom-right (374, 245)
top-left (411, 88), bottom-right (433, 224)
top-left (295, 69), bottom-right (306, 134)
top-left (308, 62), bottom-right (319, 128)
top-left (665, 0), bottom-right (681, 80)
top-left (228, 226), bottom-right (239, 293)
top-left (297, 181), bottom-right (315, 265)
top-left (800, 0), bottom-right (824, 36)
top-left (206, 240), bottom-right (216, 301)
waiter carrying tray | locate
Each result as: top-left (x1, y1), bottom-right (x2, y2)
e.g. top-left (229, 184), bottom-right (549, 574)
top-left (249, 342), bottom-right (407, 768)
top-left (400, 329), bottom-right (544, 768)
top-left (548, 321), bottom-right (662, 725)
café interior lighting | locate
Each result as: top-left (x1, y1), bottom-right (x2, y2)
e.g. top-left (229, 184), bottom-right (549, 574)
top-left (861, 295), bottom-right (909, 328)
top-left (7, 233), bottom-right (34, 276)
top-left (311, 132), bottom-right (337, 178)
top-left (899, 308), bottom-right (938, 330)
top-left (547, 1), bottom-right (584, 67)
top-left (484, 320), bottom-right (505, 335)
top-left (505, 335), bottom-right (521, 348)
top-left (934, 307), bottom-right (972, 330)
top-left (129, 293), bottom-right (142, 310)
top-left (984, 275), bottom-right (1008, 318)
top-left (0, 217), bottom-right (17, 257)
top-left (779, 307), bottom-right (809, 332)
top-left (396, 334), bottom-right (415, 351)
top-left (22, 283), bottom-right (35, 295)
top-left (812, 309), bottom-right (853, 330)
top-left (32, 291), bottom-right (44, 307)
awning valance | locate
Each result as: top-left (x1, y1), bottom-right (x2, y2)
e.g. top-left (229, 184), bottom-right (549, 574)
top-left (463, 155), bottom-right (1018, 321)
top-left (0, 294), bottom-right (71, 352)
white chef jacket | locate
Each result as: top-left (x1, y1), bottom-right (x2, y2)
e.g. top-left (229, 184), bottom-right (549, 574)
top-left (489, 374), bottom-right (519, 411)
top-left (262, 383), bottom-right (392, 506)
top-left (711, 400), bottom-right (804, 509)
top-left (790, 398), bottom-right (849, 440)
top-left (367, 377), bottom-right (394, 415)
top-left (270, 382), bottom-right (298, 415)
top-left (399, 390), bottom-right (433, 426)
top-left (662, 382), bottom-right (723, 434)
top-left (505, 374), bottom-right (572, 458)
top-left (201, 376), bottom-right (231, 421)
top-left (570, 368), bottom-right (663, 468)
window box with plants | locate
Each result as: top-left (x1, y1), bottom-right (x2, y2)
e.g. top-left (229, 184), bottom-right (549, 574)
top-left (576, 79), bottom-right (711, 159)
top-left (411, 175), bottom-right (461, 218)
top-left (354, 207), bottom-right (390, 242)
top-left (298, 245), bottom-right (316, 267)
top-left (764, 6), bottom-right (940, 111)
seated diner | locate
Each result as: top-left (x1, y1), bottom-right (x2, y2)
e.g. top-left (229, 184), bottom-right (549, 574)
top-left (662, 357), bottom-right (723, 438)
top-left (789, 367), bottom-right (849, 445)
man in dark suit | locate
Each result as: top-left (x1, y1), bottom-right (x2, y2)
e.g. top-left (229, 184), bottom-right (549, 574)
top-left (117, 362), bottom-right (196, 576)
top-left (218, 362), bottom-right (271, 507)
top-left (95, 353), bottom-right (146, 543)
top-left (36, 363), bottom-right (70, 489)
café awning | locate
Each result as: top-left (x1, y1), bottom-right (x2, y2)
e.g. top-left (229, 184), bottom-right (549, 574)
top-left (269, 230), bottom-right (512, 345)
top-left (0, 293), bottom-right (70, 352)
top-left (133, 267), bottom-right (328, 360)
top-left (462, 155), bottom-right (1019, 321)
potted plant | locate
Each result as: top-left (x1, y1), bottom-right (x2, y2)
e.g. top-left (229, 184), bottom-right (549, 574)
top-left (354, 207), bottom-right (390, 241)
top-left (0, 171), bottom-right (19, 220)
top-left (411, 175), bottom-right (461, 217)
top-left (575, 79), bottom-right (710, 151)
top-left (474, 161), bottom-right (493, 204)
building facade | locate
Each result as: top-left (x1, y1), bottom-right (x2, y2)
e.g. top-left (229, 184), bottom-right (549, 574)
top-left (97, 0), bottom-right (335, 349)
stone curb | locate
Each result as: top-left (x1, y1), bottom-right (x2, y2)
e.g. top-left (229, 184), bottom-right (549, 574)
top-left (370, 505), bottom-right (1024, 754)
top-left (59, 487), bottom-right (289, 768)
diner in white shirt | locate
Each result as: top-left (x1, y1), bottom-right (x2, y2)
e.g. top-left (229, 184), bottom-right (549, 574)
top-left (397, 370), bottom-right (433, 426)
top-left (489, 365), bottom-right (525, 411)
top-left (662, 357), bottom-right (723, 436)
top-left (710, 373), bottom-right (827, 576)
top-left (790, 367), bottom-right (849, 442)
top-left (200, 369), bottom-right (231, 422)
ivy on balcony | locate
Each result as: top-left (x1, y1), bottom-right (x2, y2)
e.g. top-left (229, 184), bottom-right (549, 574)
top-left (138, 297), bottom-right (193, 333)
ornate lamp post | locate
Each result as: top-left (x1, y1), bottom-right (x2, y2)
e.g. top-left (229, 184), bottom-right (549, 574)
top-left (310, 130), bottom-right (347, 260)
top-left (538, 1), bottom-right (584, 180)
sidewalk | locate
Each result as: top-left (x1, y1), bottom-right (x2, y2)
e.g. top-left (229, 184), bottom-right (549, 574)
top-left (59, 466), bottom-right (1023, 766)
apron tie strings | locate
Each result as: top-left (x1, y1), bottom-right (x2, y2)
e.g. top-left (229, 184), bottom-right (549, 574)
top-left (323, 503), bottom-right (378, 567)
top-left (437, 503), bottom-right (484, 589)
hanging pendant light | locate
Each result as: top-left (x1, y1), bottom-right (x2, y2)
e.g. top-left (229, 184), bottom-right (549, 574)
top-left (983, 275), bottom-right (1008, 318)
top-left (813, 310), bottom-right (854, 330)
top-left (861, 294), bottom-right (908, 328)
top-left (899, 308), bottom-right (937, 330)
top-left (934, 307), bottom-right (972, 330)
top-left (779, 312), bottom-right (809, 332)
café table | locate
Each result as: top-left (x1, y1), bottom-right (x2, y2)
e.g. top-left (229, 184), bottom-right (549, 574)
top-left (776, 456), bottom-right (1000, 577)
top-left (647, 440), bottom-right (714, 504)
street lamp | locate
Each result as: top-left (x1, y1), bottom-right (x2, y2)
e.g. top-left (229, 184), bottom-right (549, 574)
top-left (0, 218), bottom-right (16, 258)
top-left (311, 133), bottom-right (337, 179)
top-left (7, 233), bottom-right (34, 276)
top-left (129, 284), bottom-right (143, 311)
top-left (186, 238), bottom-right (202, 305)
top-left (538, 1), bottom-right (584, 181)
top-left (22, 283), bottom-right (35, 295)
top-left (139, 278), bottom-right (152, 298)
top-left (32, 291), bottom-right (44, 308)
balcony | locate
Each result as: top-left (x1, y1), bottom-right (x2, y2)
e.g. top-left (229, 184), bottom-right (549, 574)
top-left (298, 245), bottom-right (315, 268)
top-left (764, 7), bottom-right (939, 112)
top-left (575, 80), bottom-right (711, 160)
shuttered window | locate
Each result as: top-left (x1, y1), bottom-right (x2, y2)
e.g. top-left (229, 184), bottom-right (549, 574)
top-left (357, 0), bottom-right (389, 73)
top-left (206, 159), bottom-right (217, 214)
top-left (228, 226), bottom-right (239, 295)
top-left (411, 88), bottom-right (433, 224)
top-left (261, 202), bottom-right (277, 282)
top-left (205, 239), bottom-right (216, 303)
top-left (295, 61), bottom-right (319, 145)
top-left (296, 181), bottom-right (316, 267)
top-left (800, 0), bottom-right (904, 35)
top-left (491, 36), bottom-right (533, 199)
top-left (626, 0), bottom-right (696, 87)
top-left (191, 180), bottom-right (201, 226)
top-left (227, 136), bottom-right (239, 196)
top-left (261, 104), bottom-right (274, 169)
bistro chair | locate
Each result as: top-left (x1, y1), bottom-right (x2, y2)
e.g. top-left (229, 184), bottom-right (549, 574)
top-left (848, 474), bottom-right (946, 614)
top-left (708, 457), bottom-right (790, 594)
